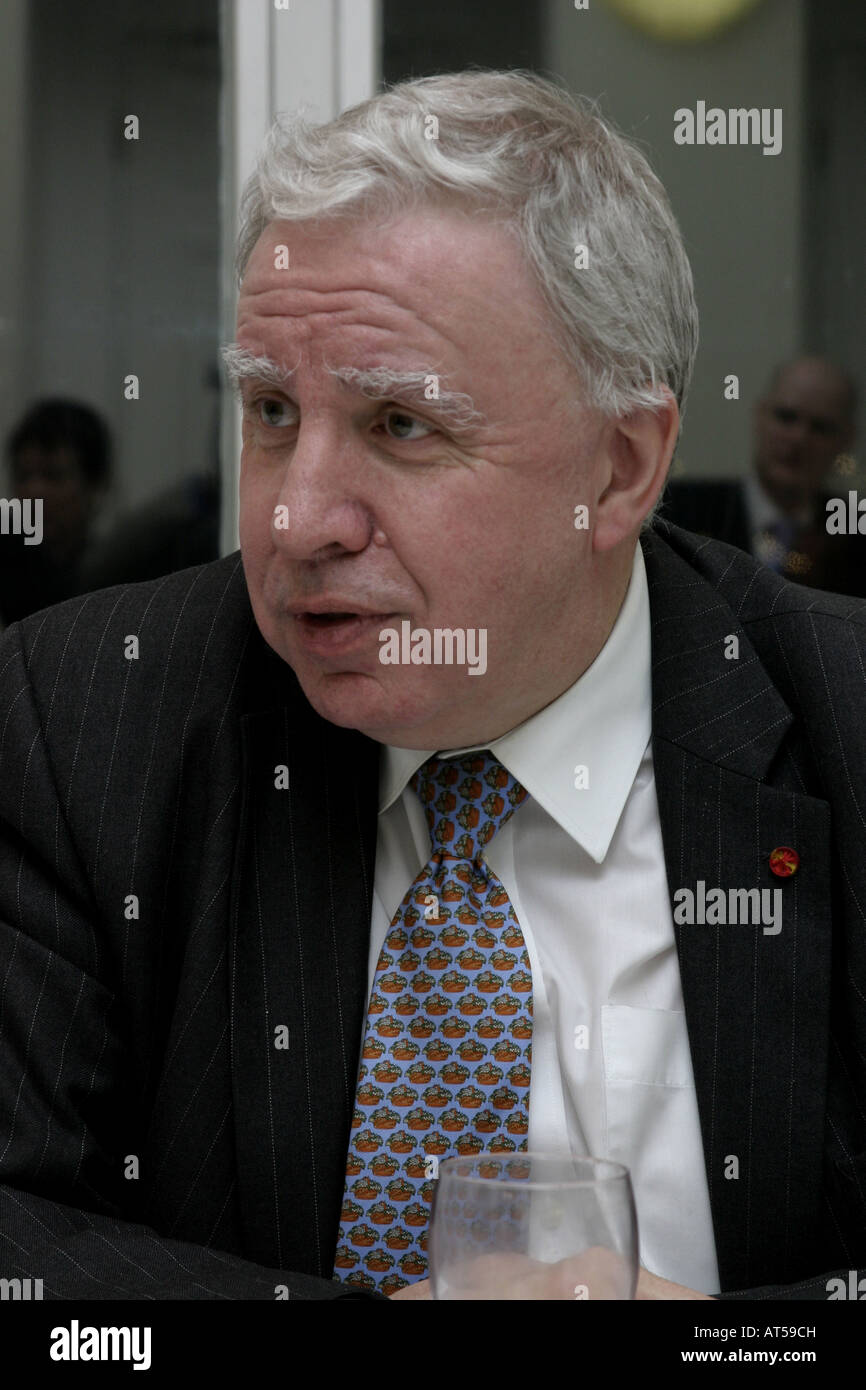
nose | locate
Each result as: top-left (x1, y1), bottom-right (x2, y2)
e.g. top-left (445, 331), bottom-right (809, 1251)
top-left (267, 417), bottom-right (373, 561)
top-left (790, 418), bottom-right (810, 445)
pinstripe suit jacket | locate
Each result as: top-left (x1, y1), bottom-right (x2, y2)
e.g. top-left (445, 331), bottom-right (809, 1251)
top-left (1, 520), bottom-right (865, 1300)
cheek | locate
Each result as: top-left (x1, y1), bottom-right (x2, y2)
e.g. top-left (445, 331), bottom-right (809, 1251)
top-left (240, 521), bottom-right (272, 586)
top-left (238, 510), bottom-right (273, 602)
top-left (239, 455), bottom-right (276, 542)
top-left (238, 444), bottom-right (265, 500)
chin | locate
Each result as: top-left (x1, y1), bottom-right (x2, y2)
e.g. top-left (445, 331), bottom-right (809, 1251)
top-left (297, 667), bottom-right (440, 745)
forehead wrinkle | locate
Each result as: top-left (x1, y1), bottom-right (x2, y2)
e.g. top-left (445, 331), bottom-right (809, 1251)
top-left (238, 270), bottom-right (483, 357)
top-left (235, 297), bottom-right (448, 382)
top-left (238, 278), bottom-right (418, 322)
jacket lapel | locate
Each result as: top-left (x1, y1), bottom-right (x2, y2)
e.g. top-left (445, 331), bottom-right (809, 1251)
top-left (642, 527), bottom-right (833, 1291)
top-left (228, 632), bottom-right (380, 1275)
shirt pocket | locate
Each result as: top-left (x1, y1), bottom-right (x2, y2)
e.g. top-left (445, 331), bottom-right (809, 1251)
top-left (601, 1003), bottom-right (697, 1158)
top-left (602, 1003), bottom-right (694, 1087)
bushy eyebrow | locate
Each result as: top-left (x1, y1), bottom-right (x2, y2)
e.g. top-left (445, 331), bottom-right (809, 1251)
top-left (221, 344), bottom-right (294, 393)
top-left (220, 343), bottom-right (486, 432)
top-left (325, 364), bottom-right (485, 431)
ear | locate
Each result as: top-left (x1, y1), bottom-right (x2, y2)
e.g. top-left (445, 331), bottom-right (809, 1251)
top-left (593, 388), bottom-right (680, 553)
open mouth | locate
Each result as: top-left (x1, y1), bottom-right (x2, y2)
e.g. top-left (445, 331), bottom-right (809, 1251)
top-left (299, 610), bottom-right (392, 626)
top-left (293, 610), bottom-right (397, 651)
top-left (303, 612), bottom-right (357, 624)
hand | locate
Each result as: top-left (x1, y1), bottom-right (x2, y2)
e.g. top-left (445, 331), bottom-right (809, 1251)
top-left (637, 1266), bottom-right (715, 1300)
top-left (389, 1247), bottom-right (631, 1299)
top-left (389, 1277), bottom-right (431, 1300)
top-left (389, 1258), bottom-right (715, 1299)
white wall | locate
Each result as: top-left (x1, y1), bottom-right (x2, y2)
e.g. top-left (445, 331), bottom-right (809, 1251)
top-left (545, 0), bottom-right (806, 478)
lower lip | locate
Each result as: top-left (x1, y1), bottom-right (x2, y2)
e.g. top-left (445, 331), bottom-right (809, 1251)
top-left (292, 611), bottom-right (398, 656)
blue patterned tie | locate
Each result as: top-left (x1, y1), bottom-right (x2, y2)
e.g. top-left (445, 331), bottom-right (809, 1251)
top-left (334, 751), bottom-right (533, 1294)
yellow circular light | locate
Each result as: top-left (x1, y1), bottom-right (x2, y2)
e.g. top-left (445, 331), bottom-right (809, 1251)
top-left (602, 0), bottom-right (764, 43)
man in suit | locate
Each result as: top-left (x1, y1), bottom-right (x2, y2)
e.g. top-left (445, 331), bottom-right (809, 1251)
top-left (1, 70), bottom-right (864, 1302)
top-left (661, 356), bottom-right (864, 595)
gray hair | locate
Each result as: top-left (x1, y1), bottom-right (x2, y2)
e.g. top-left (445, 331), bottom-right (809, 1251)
top-left (235, 69), bottom-right (698, 424)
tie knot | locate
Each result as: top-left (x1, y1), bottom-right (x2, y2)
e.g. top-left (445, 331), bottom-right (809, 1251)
top-left (410, 751), bottom-right (528, 862)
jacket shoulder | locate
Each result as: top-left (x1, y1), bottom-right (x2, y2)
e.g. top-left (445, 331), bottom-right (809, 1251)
top-left (0, 552), bottom-right (254, 713)
top-left (643, 521), bottom-right (866, 732)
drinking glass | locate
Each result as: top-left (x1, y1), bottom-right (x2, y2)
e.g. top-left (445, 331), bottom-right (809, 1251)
top-left (429, 1152), bottom-right (638, 1299)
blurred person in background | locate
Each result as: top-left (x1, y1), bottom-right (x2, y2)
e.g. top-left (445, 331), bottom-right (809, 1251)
top-left (78, 361), bottom-right (221, 590)
top-left (661, 355), bottom-right (863, 594)
top-left (0, 398), bottom-right (112, 625)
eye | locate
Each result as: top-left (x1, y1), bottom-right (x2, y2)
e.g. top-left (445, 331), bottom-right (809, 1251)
top-left (258, 398), bottom-right (294, 428)
top-left (381, 410), bottom-right (435, 441)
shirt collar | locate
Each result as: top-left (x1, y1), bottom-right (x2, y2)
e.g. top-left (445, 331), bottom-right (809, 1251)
top-left (377, 542), bottom-right (651, 864)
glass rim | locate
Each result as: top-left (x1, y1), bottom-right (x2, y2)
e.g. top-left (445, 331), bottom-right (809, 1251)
top-left (435, 1151), bottom-right (630, 1188)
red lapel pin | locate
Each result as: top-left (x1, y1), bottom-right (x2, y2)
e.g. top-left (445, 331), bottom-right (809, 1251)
top-left (769, 846), bottom-right (799, 877)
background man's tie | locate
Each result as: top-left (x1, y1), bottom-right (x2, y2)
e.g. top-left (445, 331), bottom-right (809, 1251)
top-left (759, 518), bottom-right (800, 572)
top-left (334, 751), bottom-right (533, 1293)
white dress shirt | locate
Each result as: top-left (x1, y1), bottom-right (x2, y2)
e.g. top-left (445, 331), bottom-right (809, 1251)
top-left (369, 543), bottom-right (721, 1294)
